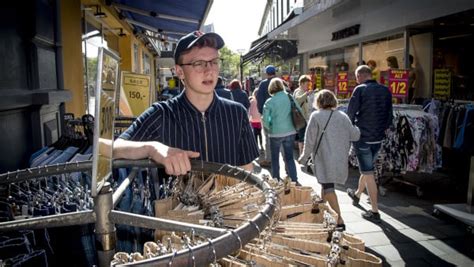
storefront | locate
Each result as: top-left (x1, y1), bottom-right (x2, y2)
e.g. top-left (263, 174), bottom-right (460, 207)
top-left (268, 0), bottom-right (474, 102)
top-left (0, 0), bottom-right (212, 172)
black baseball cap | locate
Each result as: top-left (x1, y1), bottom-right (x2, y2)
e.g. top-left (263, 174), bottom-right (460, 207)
top-left (174, 31), bottom-right (225, 63)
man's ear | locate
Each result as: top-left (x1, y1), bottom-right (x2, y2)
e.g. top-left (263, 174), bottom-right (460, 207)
top-left (175, 65), bottom-right (185, 80)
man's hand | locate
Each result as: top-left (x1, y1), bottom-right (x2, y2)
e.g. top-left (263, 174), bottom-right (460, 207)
top-left (113, 139), bottom-right (199, 176)
top-left (146, 142), bottom-right (200, 176)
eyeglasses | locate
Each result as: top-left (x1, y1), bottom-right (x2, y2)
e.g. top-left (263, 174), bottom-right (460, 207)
top-left (179, 58), bottom-right (221, 72)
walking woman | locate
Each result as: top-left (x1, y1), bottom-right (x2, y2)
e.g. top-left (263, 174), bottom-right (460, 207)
top-left (262, 78), bottom-right (301, 184)
top-left (298, 89), bottom-right (360, 228)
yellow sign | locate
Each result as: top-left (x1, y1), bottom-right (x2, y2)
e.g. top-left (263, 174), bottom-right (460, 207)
top-left (434, 69), bottom-right (451, 100)
top-left (120, 72), bottom-right (152, 116)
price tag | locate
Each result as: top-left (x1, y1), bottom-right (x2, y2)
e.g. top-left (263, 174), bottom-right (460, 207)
top-left (388, 69), bottom-right (409, 98)
top-left (120, 72), bottom-right (152, 116)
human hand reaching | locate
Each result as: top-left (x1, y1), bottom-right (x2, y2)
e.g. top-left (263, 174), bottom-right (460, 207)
top-left (147, 142), bottom-right (200, 176)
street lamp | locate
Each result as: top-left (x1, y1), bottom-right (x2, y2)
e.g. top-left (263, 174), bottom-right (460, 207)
top-left (236, 49), bottom-right (246, 86)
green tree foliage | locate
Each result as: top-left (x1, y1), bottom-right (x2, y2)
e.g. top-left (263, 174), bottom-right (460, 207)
top-left (219, 46), bottom-right (260, 84)
top-left (219, 46), bottom-right (240, 80)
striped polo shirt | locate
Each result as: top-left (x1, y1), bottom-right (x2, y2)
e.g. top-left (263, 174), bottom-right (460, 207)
top-left (119, 91), bottom-right (259, 166)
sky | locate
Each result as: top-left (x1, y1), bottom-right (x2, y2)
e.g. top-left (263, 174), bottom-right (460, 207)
top-left (205, 0), bottom-right (267, 53)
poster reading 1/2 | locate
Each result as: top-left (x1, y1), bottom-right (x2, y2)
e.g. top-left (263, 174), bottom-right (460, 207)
top-left (119, 72), bottom-right (151, 117)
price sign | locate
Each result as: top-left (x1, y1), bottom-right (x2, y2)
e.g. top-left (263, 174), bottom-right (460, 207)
top-left (315, 72), bottom-right (323, 90)
top-left (92, 47), bottom-right (120, 197)
top-left (433, 69), bottom-right (451, 100)
top-left (388, 69), bottom-right (409, 99)
top-left (336, 71), bottom-right (349, 96)
top-left (120, 72), bottom-right (152, 116)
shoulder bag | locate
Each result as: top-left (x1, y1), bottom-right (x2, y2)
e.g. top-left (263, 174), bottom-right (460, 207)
top-left (287, 94), bottom-right (306, 130)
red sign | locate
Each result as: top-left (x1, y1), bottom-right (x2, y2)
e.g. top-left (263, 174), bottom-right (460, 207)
top-left (336, 71), bottom-right (349, 96)
top-left (388, 69), bottom-right (409, 98)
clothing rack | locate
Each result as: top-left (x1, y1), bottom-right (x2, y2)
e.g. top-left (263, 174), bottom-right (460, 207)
top-left (433, 99), bottom-right (474, 228)
top-left (0, 160), bottom-right (277, 266)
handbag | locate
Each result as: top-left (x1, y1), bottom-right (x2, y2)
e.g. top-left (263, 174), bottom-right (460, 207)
top-left (307, 110), bottom-right (334, 173)
top-left (287, 94), bottom-right (306, 130)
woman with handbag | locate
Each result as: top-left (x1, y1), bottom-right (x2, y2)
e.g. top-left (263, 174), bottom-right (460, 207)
top-left (262, 78), bottom-right (302, 184)
top-left (298, 89), bottom-right (360, 229)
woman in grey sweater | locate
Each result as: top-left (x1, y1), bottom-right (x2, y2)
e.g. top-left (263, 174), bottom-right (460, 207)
top-left (298, 89), bottom-right (360, 228)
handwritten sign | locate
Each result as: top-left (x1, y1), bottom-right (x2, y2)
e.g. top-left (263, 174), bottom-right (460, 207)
top-left (120, 72), bottom-right (152, 116)
top-left (388, 69), bottom-right (409, 98)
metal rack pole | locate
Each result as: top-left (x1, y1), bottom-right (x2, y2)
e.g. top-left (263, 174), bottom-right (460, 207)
top-left (95, 182), bottom-right (117, 267)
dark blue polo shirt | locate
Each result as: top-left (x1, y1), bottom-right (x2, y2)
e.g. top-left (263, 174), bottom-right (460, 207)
top-left (119, 91), bottom-right (259, 166)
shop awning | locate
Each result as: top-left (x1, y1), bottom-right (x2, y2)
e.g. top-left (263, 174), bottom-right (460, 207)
top-left (108, 0), bottom-right (212, 39)
top-left (242, 35), bottom-right (297, 65)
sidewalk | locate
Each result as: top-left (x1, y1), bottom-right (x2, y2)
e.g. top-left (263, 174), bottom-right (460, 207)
top-left (254, 156), bottom-right (474, 266)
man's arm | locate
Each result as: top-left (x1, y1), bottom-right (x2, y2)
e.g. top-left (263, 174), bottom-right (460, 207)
top-left (347, 87), bottom-right (361, 123)
top-left (113, 138), bottom-right (199, 176)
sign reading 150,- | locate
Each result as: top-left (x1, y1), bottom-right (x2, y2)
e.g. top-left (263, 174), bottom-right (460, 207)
top-left (336, 71), bottom-right (349, 96)
top-left (388, 69), bottom-right (409, 98)
top-left (120, 72), bottom-right (151, 116)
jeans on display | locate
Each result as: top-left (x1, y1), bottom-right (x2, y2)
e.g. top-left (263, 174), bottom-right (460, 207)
top-left (270, 134), bottom-right (298, 182)
top-left (115, 168), bottom-right (155, 253)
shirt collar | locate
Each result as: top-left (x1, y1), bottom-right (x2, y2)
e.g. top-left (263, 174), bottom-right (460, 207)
top-left (177, 90), bottom-right (219, 116)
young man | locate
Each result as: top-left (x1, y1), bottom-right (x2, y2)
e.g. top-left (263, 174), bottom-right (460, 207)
top-left (113, 31), bottom-right (259, 175)
top-left (346, 65), bottom-right (393, 223)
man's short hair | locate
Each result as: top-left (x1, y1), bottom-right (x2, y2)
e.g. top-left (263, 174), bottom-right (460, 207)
top-left (298, 75), bottom-right (311, 84)
top-left (355, 65), bottom-right (372, 76)
top-left (268, 78), bottom-right (285, 95)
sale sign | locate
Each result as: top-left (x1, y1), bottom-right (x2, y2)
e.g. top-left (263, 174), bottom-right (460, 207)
top-left (336, 71), bottom-right (349, 96)
top-left (120, 72), bottom-right (152, 116)
top-left (388, 69), bottom-right (409, 99)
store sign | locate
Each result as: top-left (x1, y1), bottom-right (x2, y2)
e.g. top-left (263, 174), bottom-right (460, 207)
top-left (388, 69), bottom-right (409, 99)
top-left (331, 24), bottom-right (360, 41)
top-left (336, 71), bottom-right (350, 97)
top-left (433, 69), bottom-right (451, 100)
top-left (119, 72), bottom-right (152, 117)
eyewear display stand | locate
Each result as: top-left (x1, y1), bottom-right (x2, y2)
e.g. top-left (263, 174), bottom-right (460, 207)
top-left (0, 160), bottom-right (277, 266)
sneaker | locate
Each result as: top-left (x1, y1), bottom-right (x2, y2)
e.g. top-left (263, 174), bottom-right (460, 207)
top-left (362, 210), bottom-right (381, 223)
top-left (346, 188), bottom-right (360, 205)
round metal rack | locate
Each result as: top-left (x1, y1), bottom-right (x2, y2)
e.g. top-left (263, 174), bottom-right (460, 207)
top-left (0, 159), bottom-right (277, 266)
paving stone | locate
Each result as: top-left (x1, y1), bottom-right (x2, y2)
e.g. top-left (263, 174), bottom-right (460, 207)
top-left (431, 224), bottom-right (468, 238)
top-left (346, 220), bottom-right (383, 234)
top-left (356, 232), bottom-right (392, 246)
top-left (389, 228), bottom-right (446, 242)
top-left (371, 245), bottom-right (403, 261)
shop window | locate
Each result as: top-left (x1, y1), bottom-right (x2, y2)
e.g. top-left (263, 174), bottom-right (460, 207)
top-left (143, 52), bottom-right (151, 74)
top-left (362, 34), bottom-right (404, 82)
top-left (133, 43), bottom-right (140, 73)
top-left (82, 22), bottom-right (108, 116)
